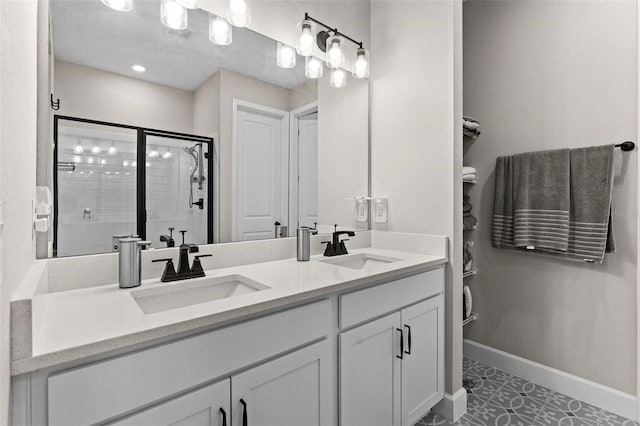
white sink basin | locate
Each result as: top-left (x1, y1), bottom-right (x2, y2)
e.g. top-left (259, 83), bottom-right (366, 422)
top-left (131, 274), bottom-right (270, 314)
top-left (319, 253), bottom-right (400, 270)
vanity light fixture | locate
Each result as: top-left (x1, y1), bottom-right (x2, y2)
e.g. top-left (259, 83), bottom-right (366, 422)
top-left (176, 0), bottom-right (198, 9)
top-left (73, 156), bottom-right (82, 164)
top-left (353, 47), bottom-right (369, 79)
top-left (148, 149), bottom-right (160, 158)
top-left (131, 161), bottom-right (137, 167)
top-left (161, 0), bottom-right (188, 30)
top-left (305, 56), bottom-right (323, 79)
top-left (87, 157), bottom-right (95, 164)
top-left (101, 0), bottom-right (132, 12)
top-left (296, 19), bottom-right (315, 56)
top-left (108, 143), bottom-right (118, 155)
top-left (162, 149), bottom-right (173, 159)
top-left (100, 159), bottom-right (108, 165)
top-left (209, 15), bottom-right (232, 45)
top-left (131, 64), bottom-right (146, 73)
top-left (227, 0), bottom-right (251, 27)
top-left (298, 13), bottom-right (370, 79)
top-left (91, 145), bottom-right (102, 155)
top-left (122, 160), bottom-right (130, 167)
top-left (330, 68), bottom-right (347, 88)
top-left (276, 42), bottom-right (296, 69)
top-left (326, 34), bottom-right (345, 69)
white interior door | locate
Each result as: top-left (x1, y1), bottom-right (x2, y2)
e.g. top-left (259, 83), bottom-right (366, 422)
top-left (297, 112), bottom-right (318, 228)
top-left (234, 104), bottom-right (288, 241)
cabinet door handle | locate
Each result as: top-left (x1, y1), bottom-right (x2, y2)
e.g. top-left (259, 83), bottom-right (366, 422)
top-left (240, 398), bottom-right (248, 426)
top-left (404, 324), bottom-right (412, 355)
top-left (219, 407), bottom-right (227, 426)
top-left (396, 328), bottom-right (404, 359)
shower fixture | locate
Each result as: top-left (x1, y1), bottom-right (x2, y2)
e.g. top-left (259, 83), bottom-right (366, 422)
top-left (183, 142), bottom-right (206, 209)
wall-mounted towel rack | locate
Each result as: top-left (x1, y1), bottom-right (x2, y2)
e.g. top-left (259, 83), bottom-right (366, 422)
top-left (615, 141), bottom-right (635, 151)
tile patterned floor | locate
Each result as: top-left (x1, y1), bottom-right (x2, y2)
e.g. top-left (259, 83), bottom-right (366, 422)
top-left (417, 358), bottom-right (640, 426)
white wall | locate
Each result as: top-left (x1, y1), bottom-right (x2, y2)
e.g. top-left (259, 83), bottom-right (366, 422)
top-left (463, 0), bottom-right (638, 394)
top-left (55, 60), bottom-right (194, 133)
top-left (0, 0), bottom-right (39, 423)
top-left (370, 0), bottom-right (463, 395)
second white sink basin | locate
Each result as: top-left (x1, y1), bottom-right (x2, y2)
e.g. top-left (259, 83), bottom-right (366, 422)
top-left (320, 253), bottom-right (400, 270)
top-left (131, 274), bottom-right (270, 314)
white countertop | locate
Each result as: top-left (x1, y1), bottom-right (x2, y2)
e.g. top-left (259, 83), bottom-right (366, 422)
top-left (12, 245), bottom-right (447, 375)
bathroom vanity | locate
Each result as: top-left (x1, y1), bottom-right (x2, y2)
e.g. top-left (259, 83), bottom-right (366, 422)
top-left (11, 232), bottom-right (447, 426)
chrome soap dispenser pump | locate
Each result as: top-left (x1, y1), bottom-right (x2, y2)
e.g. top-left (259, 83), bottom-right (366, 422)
top-left (119, 237), bottom-right (152, 289)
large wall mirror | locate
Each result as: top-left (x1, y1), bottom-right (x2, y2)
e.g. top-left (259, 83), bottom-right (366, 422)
top-left (45, 0), bottom-right (369, 257)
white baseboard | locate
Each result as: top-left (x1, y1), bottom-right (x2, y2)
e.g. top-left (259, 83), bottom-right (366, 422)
top-left (432, 387), bottom-right (467, 422)
top-left (464, 339), bottom-right (638, 421)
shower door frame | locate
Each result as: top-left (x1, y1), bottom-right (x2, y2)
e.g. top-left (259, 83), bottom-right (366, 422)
top-left (53, 115), bottom-right (214, 256)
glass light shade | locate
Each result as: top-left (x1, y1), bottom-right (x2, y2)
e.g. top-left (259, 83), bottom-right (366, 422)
top-left (296, 20), bottom-right (315, 56)
top-left (305, 56), bottom-right (323, 79)
top-left (73, 144), bottom-right (84, 154)
top-left (91, 146), bottom-right (102, 155)
top-left (352, 48), bottom-right (370, 79)
top-left (108, 145), bottom-right (118, 155)
top-left (162, 150), bottom-right (173, 159)
top-left (101, 0), bottom-right (132, 12)
top-left (176, 0), bottom-right (198, 9)
top-left (326, 34), bottom-right (345, 69)
top-left (161, 0), bottom-right (188, 30)
top-left (330, 68), bottom-right (347, 88)
top-left (209, 15), bottom-right (232, 45)
top-left (227, 0), bottom-right (251, 27)
top-left (277, 42), bottom-right (296, 69)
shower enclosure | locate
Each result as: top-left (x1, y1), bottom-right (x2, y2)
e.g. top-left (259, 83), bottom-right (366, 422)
top-left (54, 116), bottom-right (214, 257)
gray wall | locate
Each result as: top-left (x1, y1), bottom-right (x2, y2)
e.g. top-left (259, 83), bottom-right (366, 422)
top-left (463, 0), bottom-right (637, 394)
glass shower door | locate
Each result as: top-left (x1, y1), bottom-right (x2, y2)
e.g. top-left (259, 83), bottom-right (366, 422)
top-left (144, 133), bottom-right (211, 247)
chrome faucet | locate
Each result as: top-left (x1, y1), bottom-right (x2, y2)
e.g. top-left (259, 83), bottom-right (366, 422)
top-left (118, 237), bottom-right (152, 289)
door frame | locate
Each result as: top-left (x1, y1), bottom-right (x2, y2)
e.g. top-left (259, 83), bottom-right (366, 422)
top-left (53, 115), bottom-right (214, 256)
top-left (288, 101), bottom-right (319, 231)
top-left (231, 99), bottom-right (290, 241)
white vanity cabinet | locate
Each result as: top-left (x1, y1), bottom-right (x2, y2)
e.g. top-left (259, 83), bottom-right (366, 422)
top-left (231, 340), bottom-right (331, 426)
top-left (339, 269), bottom-right (444, 426)
top-left (109, 339), bottom-right (331, 426)
top-left (109, 379), bottom-right (231, 426)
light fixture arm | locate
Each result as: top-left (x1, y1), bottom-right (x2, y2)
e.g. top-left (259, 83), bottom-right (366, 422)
top-left (304, 13), bottom-right (364, 49)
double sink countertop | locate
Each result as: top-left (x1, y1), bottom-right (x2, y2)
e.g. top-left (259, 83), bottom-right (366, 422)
top-left (11, 232), bottom-right (448, 375)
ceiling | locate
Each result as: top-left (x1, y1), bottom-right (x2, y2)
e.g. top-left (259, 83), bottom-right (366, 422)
top-left (51, 0), bottom-right (307, 91)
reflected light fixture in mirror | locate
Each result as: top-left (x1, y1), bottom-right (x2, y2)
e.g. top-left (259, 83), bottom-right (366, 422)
top-left (277, 43), bottom-right (297, 69)
top-left (209, 15), bottom-right (232, 45)
top-left (296, 19), bottom-right (315, 56)
top-left (330, 68), bottom-right (347, 88)
top-left (161, 0), bottom-right (187, 30)
top-left (227, 0), bottom-right (251, 27)
top-left (305, 56), bottom-right (323, 79)
top-left (131, 64), bottom-right (146, 73)
top-left (101, 0), bottom-right (132, 12)
top-left (108, 143), bottom-right (118, 155)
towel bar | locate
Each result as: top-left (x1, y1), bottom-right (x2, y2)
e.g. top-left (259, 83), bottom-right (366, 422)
top-left (615, 141), bottom-right (635, 151)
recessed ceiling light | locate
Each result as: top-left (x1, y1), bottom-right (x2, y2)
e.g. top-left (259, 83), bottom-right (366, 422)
top-left (132, 64), bottom-right (146, 73)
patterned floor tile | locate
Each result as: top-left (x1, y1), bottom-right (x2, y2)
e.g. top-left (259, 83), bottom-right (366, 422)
top-left (417, 358), bottom-right (639, 426)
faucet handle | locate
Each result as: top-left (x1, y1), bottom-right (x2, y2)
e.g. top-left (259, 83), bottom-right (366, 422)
top-left (152, 258), bottom-right (177, 281)
top-left (191, 254), bottom-right (212, 274)
top-left (179, 230), bottom-right (187, 245)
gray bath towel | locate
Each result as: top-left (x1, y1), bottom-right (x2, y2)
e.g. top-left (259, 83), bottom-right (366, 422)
top-left (564, 145), bottom-right (615, 262)
top-left (492, 144), bottom-right (616, 263)
top-left (512, 149), bottom-right (571, 251)
top-left (492, 156), bottom-right (514, 248)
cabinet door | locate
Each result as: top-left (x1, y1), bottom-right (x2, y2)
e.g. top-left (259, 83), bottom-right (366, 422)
top-left (109, 379), bottom-right (230, 426)
top-left (231, 340), bottom-right (331, 426)
top-left (401, 296), bottom-right (444, 426)
top-left (340, 312), bottom-right (402, 426)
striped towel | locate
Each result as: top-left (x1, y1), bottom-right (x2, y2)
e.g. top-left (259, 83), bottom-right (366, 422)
top-left (492, 145), bottom-right (615, 263)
